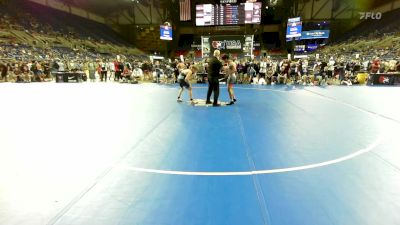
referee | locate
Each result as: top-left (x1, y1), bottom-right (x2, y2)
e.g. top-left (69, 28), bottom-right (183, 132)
top-left (206, 50), bottom-right (223, 106)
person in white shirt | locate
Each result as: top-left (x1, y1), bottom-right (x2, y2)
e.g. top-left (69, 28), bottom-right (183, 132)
top-left (327, 57), bottom-right (335, 78)
top-left (69, 60), bottom-right (76, 71)
top-left (108, 61), bottom-right (115, 81)
top-left (131, 66), bottom-right (144, 81)
top-left (27, 62), bottom-right (33, 72)
top-left (259, 57), bottom-right (267, 84)
top-left (57, 60), bottom-right (65, 72)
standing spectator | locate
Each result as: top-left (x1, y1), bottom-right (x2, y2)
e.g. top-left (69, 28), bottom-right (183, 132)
top-left (337, 60), bottom-right (345, 81)
top-left (108, 60), bottom-right (115, 81)
top-left (100, 60), bottom-right (107, 82)
top-left (294, 60), bottom-right (303, 84)
top-left (353, 60), bottom-right (361, 74)
top-left (117, 61), bottom-right (124, 81)
top-left (370, 57), bottom-right (381, 74)
top-left (266, 62), bottom-right (275, 85)
top-left (259, 57), bottom-right (267, 82)
top-left (327, 57), bottom-right (335, 78)
top-left (88, 60), bottom-right (96, 82)
top-left (0, 62), bottom-right (8, 82)
top-left (320, 60), bottom-right (328, 85)
top-left (278, 59), bottom-right (289, 84)
top-left (114, 60), bottom-right (121, 81)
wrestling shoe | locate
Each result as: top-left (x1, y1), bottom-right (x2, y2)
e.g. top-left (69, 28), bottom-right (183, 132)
top-left (177, 98), bottom-right (183, 102)
top-left (227, 101), bottom-right (234, 105)
top-left (212, 103), bottom-right (221, 107)
top-left (206, 101), bottom-right (213, 104)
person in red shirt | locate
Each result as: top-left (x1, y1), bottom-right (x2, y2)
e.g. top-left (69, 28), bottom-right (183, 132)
top-left (371, 57), bottom-right (380, 74)
top-left (114, 60), bottom-right (122, 81)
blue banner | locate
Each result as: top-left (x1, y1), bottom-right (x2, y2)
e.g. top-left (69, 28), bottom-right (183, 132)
top-left (307, 44), bottom-right (318, 51)
top-left (286, 21), bottom-right (302, 38)
top-left (160, 26), bottom-right (173, 40)
top-left (301, 30), bottom-right (330, 39)
top-left (294, 45), bottom-right (305, 52)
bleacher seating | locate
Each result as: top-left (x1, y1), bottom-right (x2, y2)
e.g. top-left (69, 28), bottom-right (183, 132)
top-left (0, 0), bottom-right (143, 58)
top-left (337, 8), bottom-right (400, 42)
top-left (135, 26), bottom-right (164, 53)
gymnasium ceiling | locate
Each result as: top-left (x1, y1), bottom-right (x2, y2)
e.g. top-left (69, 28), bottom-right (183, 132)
top-left (58, 0), bottom-right (396, 16)
top-left (59, 0), bottom-right (164, 15)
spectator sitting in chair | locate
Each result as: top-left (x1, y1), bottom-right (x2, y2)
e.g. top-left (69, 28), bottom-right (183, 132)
top-left (33, 61), bottom-right (45, 82)
top-left (341, 73), bottom-right (353, 86)
top-left (120, 66), bottom-right (131, 83)
top-left (153, 68), bottom-right (163, 83)
top-left (387, 60), bottom-right (397, 73)
top-left (132, 66), bottom-right (143, 81)
top-left (21, 64), bottom-right (32, 83)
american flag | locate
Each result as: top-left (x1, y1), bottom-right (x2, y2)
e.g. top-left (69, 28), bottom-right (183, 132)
top-left (179, 0), bottom-right (191, 21)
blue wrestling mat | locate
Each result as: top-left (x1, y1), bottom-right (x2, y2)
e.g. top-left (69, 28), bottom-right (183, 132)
top-left (0, 83), bottom-right (399, 225)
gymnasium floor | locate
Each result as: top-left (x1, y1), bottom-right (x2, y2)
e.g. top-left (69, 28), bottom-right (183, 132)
top-left (0, 83), bottom-right (399, 225)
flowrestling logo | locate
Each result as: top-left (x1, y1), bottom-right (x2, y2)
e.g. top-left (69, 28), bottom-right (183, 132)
top-left (359, 12), bottom-right (382, 20)
top-left (211, 40), bottom-right (242, 50)
top-left (379, 76), bottom-right (390, 84)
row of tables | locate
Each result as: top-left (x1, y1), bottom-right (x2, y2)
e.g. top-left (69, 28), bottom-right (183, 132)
top-left (368, 72), bottom-right (400, 85)
top-left (54, 71), bottom-right (86, 83)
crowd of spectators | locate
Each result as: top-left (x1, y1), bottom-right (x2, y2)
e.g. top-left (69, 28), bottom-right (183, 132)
top-left (0, 1), bottom-right (148, 83)
top-left (2, 50), bottom-right (400, 86)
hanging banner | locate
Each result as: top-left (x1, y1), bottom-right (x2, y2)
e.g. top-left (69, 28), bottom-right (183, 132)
top-left (300, 30), bottom-right (330, 39)
top-left (286, 17), bottom-right (302, 38)
top-left (307, 44), bottom-right (319, 51)
top-left (160, 25), bottom-right (173, 40)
